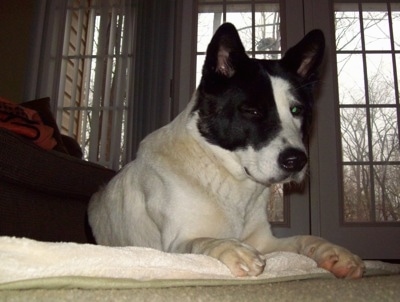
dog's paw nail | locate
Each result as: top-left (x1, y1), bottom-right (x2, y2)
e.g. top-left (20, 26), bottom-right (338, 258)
top-left (255, 259), bottom-right (265, 267)
top-left (239, 263), bottom-right (250, 272)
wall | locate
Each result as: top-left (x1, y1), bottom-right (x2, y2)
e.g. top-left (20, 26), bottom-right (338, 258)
top-left (0, 0), bottom-right (36, 102)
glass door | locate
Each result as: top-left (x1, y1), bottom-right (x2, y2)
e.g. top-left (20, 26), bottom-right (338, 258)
top-left (309, 0), bottom-right (400, 260)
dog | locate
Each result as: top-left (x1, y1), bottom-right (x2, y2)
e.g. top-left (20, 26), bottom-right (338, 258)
top-left (88, 23), bottom-right (365, 279)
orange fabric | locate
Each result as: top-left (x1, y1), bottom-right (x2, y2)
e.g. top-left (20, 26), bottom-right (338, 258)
top-left (0, 97), bottom-right (57, 150)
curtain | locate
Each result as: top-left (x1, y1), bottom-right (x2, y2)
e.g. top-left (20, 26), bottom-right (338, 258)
top-left (129, 0), bottom-right (176, 158)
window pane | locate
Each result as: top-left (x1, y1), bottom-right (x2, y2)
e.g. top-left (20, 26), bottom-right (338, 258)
top-left (393, 5), bottom-right (400, 50)
top-left (197, 5), bottom-right (223, 52)
top-left (267, 184), bottom-right (284, 223)
top-left (343, 165), bottom-right (372, 222)
top-left (255, 53), bottom-right (281, 60)
top-left (370, 107), bottom-right (400, 162)
top-left (226, 4), bottom-right (253, 51)
top-left (335, 10), bottom-right (362, 51)
top-left (196, 54), bottom-right (206, 88)
top-left (362, 4), bottom-right (391, 51)
top-left (337, 53), bottom-right (365, 104)
top-left (373, 165), bottom-right (400, 222)
top-left (366, 54), bottom-right (395, 104)
top-left (397, 54), bottom-right (400, 90)
top-left (340, 108), bottom-right (369, 162)
top-left (255, 4), bottom-right (280, 55)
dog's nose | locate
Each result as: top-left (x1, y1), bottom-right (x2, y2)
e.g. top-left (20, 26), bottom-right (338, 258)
top-left (278, 148), bottom-right (307, 172)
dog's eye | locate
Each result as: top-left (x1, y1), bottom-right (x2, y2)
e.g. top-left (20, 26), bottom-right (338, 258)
top-left (240, 106), bottom-right (263, 119)
top-left (290, 105), bottom-right (303, 117)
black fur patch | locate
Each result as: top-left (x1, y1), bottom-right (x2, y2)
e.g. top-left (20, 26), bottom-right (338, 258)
top-left (194, 59), bottom-right (282, 151)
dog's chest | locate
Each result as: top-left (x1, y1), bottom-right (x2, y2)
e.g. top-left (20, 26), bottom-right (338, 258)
top-left (205, 177), bottom-right (267, 234)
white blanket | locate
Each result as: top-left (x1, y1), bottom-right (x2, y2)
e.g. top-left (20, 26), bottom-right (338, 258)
top-left (0, 236), bottom-right (398, 288)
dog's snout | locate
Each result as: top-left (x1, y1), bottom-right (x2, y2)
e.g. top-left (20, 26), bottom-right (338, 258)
top-left (278, 148), bottom-right (307, 172)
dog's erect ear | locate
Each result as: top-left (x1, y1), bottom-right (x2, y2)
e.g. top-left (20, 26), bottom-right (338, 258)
top-left (281, 29), bottom-right (325, 79)
top-left (203, 23), bottom-right (247, 78)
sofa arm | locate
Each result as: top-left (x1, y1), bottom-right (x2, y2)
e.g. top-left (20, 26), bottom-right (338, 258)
top-left (0, 128), bottom-right (116, 198)
top-left (0, 128), bottom-right (117, 243)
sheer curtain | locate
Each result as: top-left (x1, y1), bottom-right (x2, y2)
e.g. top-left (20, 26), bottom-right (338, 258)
top-left (25, 0), bottom-right (176, 170)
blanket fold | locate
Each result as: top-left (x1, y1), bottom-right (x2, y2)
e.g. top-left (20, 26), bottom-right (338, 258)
top-left (0, 236), bottom-right (399, 290)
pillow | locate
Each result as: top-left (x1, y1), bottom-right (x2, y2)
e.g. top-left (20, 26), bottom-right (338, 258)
top-left (22, 98), bottom-right (83, 158)
top-left (21, 97), bottom-right (68, 153)
top-left (0, 97), bottom-right (57, 150)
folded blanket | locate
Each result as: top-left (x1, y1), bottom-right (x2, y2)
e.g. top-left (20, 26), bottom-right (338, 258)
top-left (0, 236), bottom-right (398, 290)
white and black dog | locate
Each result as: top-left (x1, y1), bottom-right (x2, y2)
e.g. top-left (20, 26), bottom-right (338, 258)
top-left (89, 23), bottom-right (365, 278)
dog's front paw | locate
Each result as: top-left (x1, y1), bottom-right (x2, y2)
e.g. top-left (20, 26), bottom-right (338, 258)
top-left (219, 242), bottom-right (266, 277)
top-left (200, 239), bottom-right (266, 277)
top-left (303, 237), bottom-right (365, 279)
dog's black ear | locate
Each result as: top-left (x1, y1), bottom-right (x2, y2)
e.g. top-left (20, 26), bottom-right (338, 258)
top-left (203, 23), bottom-right (248, 78)
top-left (281, 29), bottom-right (325, 79)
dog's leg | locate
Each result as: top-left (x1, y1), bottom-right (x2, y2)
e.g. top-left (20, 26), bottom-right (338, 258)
top-left (257, 235), bottom-right (365, 279)
top-left (180, 238), bottom-right (266, 277)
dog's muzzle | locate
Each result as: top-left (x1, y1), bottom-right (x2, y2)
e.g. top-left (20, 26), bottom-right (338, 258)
top-left (278, 148), bottom-right (307, 173)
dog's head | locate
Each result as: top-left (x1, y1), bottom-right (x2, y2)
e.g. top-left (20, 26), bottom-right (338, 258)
top-left (192, 23), bottom-right (325, 186)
